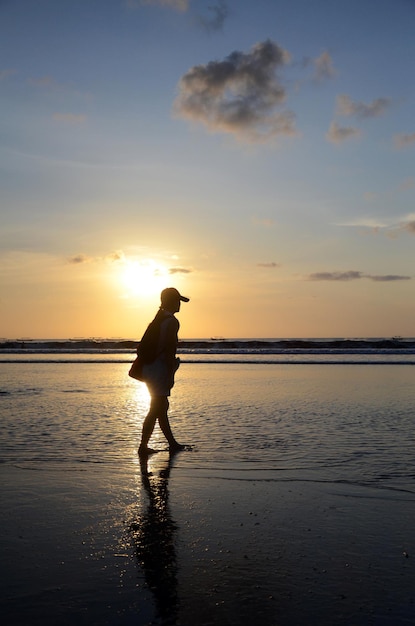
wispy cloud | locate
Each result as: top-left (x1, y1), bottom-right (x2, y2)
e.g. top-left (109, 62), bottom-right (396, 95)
top-left (169, 267), bottom-right (192, 274)
top-left (106, 251), bottom-right (126, 262)
top-left (336, 94), bottom-right (392, 118)
top-left (394, 132), bottom-right (415, 149)
top-left (369, 274), bottom-right (411, 282)
top-left (336, 217), bottom-right (389, 229)
top-left (307, 270), bottom-right (411, 281)
top-left (67, 254), bottom-right (93, 264)
top-left (308, 270), bottom-right (363, 281)
top-left (313, 51), bottom-right (336, 82)
top-left (326, 121), bottom-right (361, 144)
top-left (174, 39), bottom-right (297, 143)
top-left (68, 251), bottom-right (126, 265)
top-left (338, 215), bottom-right (415, 239)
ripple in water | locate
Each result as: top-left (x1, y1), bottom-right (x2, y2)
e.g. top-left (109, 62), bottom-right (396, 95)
top-left (1, 362), bottom-right (414, 494)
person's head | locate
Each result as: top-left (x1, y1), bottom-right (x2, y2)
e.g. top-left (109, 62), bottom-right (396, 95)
top-left (160, 287), bottom-right (190, 313)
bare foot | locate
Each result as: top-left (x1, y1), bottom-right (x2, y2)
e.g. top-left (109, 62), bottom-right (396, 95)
top-left (138, 446), bottom-right (160, 456)
top-left (169, 443), bottom-right (191, 453)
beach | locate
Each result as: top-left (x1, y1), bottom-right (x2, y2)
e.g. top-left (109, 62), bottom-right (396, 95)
top-left (1, 360), bottom-right (415, 624)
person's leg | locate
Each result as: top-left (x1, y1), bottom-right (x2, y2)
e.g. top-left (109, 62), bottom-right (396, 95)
top-left (157, 398), bottom-right (185, 451)
top-left (139, 395), bottom-right (165, 455)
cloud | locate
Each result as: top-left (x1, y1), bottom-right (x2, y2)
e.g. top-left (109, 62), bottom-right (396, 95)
top-left (336, 94), bottom-right (392, 118)
top-left (394, 132), bottom-right (415, 149)
top-left (307, 270), bottom-right (411, 282)
top-left (336, 216), bottom-right (388, 229)
top-left (67, 254), bottom-right (92, 264)
top-left (106, 251), bottom-right (125, 262)
top-left (308, 270), bottom-right (363, 281)
top-left (326, 121), bottom-right (361, 144)
top-left (257, 262), bottom-right (280, 268)
top-left (368, 274), bottom-right (411, 282)
top-left (174, 39), bottom-right (297, 143)
top-left (53, 113), bottom-right (87, 125)
top-left (313, 51), bottom-right (336, 82)
top-left (195, 0), bottom-right (229, 32)
top-left (354, 218), bottom-right (415, 239)
top-left (168, 267), bottom-right (192, 274)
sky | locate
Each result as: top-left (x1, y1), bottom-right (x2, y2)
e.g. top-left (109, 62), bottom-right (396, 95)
top-left (1, 0), bottom-right (414, 339)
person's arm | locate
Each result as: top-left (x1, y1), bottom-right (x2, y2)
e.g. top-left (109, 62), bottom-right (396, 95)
top-left (163, 317), bottom-right (179, 371)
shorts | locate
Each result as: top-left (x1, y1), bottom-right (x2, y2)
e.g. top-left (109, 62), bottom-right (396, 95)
top-left (142, 358), bottom-right (175, 397)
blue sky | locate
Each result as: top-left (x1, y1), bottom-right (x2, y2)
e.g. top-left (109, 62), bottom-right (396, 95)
top-left (1, 0), bottom-right (414, 338)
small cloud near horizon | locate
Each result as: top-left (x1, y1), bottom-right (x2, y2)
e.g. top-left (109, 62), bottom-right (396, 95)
top-left (169, 267), bottom-right (192, 274)
top-left (67, 254), bottom-right (93, 264)
top-left (308, 270), bottom-right (363, 281)
top-left (69, 251), bottom-right (127, 265)
top-left (106, 251), bottom-right (125, 262)
top-left (368, 274), bottom-right (411, 282)
top-left (307, 270), bottom-right (411, 281)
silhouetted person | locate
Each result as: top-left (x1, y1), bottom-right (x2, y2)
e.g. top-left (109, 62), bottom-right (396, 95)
top-left (138, 288), bottom-right (189, 456)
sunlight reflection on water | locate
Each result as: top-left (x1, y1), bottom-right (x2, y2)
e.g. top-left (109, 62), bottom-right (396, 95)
top-left (1, 362), bottom-right (415, 493)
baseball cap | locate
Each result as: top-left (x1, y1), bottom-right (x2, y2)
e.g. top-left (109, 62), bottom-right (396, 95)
top-left (161, 287), bottom-right (190, 304)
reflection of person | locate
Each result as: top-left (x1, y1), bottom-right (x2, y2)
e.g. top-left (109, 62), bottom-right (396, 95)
top-left (138, 288), bottom-right (190, 456)
top-left (129, 454), bottom-right (179, 624)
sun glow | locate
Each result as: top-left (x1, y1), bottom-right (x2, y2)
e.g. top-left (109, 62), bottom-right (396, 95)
top-left (118, 259), bottom-right (170, 298)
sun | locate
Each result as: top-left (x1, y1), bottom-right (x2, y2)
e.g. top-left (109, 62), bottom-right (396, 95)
top-left (118, 259), bottom-right (169, 298)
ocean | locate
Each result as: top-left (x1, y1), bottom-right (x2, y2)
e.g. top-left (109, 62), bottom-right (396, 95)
top-left (1, 340), bottom-right (415, 625)
top-left (1, 336), bottom-right (415, 364)
top-left (1, 338), bottom-right (415, 491)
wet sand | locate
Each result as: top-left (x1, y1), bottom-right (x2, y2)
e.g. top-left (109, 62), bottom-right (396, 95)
top-left (1, 454), bottom-right (414, 626)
